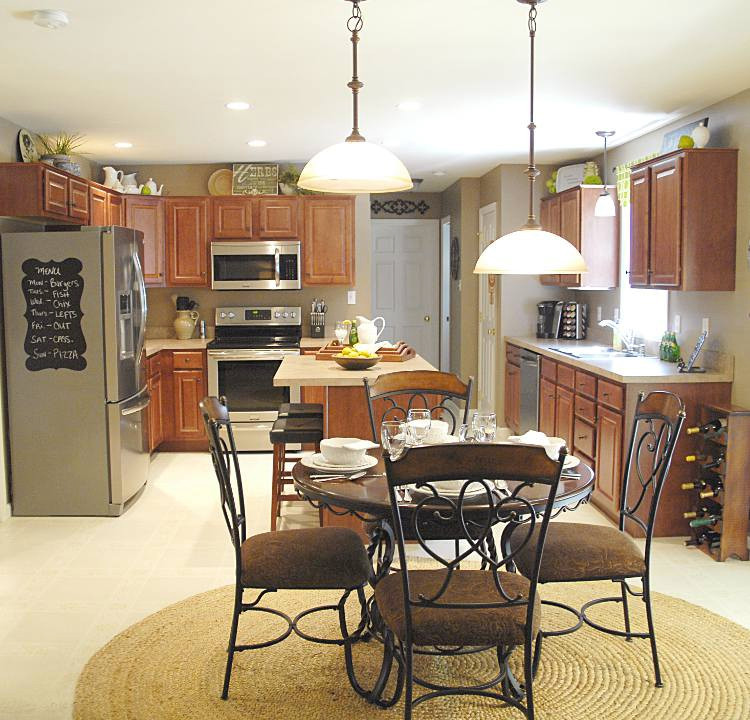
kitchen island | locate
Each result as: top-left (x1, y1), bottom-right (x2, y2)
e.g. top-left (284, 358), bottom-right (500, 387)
top-left (274, 351), bottom-right (437, 439)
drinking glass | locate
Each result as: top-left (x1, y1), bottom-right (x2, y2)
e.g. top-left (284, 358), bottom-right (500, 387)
top-left (472, 412), bottom-right (497, 443)
top-left (406, 408), bottom-right (431, 446)
top-left (381, 421), bottom-right (407, 460)
top-left (334, 321), bottom-right (349, 345)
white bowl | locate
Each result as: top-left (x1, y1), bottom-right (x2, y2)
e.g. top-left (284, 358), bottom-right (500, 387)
top-left (424, 419), bottom-right (450, 444)
top-left (319, 437), bottom-right (369, 466)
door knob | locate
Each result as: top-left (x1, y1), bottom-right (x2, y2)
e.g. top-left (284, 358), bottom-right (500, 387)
top-left (424, 315), bottom-right (430, 322)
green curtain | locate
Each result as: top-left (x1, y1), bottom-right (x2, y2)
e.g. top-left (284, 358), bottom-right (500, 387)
top-left (615, 153), bottom-right (659, 207)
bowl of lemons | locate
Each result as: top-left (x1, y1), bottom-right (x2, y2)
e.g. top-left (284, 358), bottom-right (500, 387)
top-left (333, 346), bottom-right (381, 370)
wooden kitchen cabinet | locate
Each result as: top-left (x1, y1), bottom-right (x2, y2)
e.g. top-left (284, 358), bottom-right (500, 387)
top-left (539, 377), bottom-right (557, 437)
top-left (555, 385), bottom-right (574, 448)
top-left (212, 198), bottom-right (253, 239)
top-left (126, 196), bottom-right (165, 286)
top-left (628, 148), bottom-right (738, 290)
top-left (42, 167), bottom-right (69, 217)
top-left (258, 196), bottom-right (300, 238)
top-left (108, 192), bottom-right (124, 226)
top-left (165, 198), bottom-right (209, 286)
top-left (539, 185), bottom-right (619, 289)
top-left (302, 195), bottom-right (355, 285)
top-left (172, 369), bottom-right (206, 439)
top-left (89, 186), bottom-right (108, 226)
top-left (595, 405), bottom-right (623, 516)
top-left (147, 353), bottom-right (165, 452)
top-left (68, 177), bottom-right (90, 222)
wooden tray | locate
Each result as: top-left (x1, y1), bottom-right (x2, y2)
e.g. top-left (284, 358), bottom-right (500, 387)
top-left (315, 340), bottom-right (416, 362)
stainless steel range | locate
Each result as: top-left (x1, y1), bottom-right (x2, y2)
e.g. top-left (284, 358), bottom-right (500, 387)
top-left (207, 306), bottom-right (301, 451)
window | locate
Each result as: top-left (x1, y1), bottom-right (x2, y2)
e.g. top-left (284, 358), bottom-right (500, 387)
top-left (618, 211), bottom-right (668, 341)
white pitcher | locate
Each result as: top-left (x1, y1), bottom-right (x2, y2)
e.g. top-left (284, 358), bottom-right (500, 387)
top-left (173, 310), bottom-right (199, 340)
top-left (102, 166), bottom-right (123, 189)
top-left (355, 315), bottom-right (385, 345)
top-left (121, 172), bottom-right (138, 189)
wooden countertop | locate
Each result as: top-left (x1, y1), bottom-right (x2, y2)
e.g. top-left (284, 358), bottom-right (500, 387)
top-left (274, 353), bottom-right (437, 387)
top-left (144, 338), bottom-right (211, 356)
top-left (505, 336), bottom-right (733, 384)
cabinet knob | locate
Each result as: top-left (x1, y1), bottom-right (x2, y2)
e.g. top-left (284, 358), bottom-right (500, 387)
top-left (577, 435), bottom-right (587, 440)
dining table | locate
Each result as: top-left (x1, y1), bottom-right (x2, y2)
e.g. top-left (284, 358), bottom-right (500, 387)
top-left (292, 449), bottom-right (595, 705)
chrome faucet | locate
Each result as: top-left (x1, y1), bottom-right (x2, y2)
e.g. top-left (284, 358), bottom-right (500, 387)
top-left (598, 320), bottom-right (638, 354)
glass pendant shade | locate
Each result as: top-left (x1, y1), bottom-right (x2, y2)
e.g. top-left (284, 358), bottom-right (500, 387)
top-left (474, 228), bottom-right (588, 275)
top-left (594, 190), bottom-right (616, 217)
top-left (298, 140), bottom-right (413, 194)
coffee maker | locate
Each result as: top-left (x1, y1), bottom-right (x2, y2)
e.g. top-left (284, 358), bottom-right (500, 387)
top-left (537, 301), bottom-right (562, 338)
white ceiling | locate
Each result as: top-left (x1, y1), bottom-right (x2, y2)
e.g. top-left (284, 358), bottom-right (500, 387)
top-left (1, 0), bottom-right (749, 191)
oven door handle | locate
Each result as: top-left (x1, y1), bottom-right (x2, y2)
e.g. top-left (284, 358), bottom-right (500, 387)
top-left (208, 351), bottom-right (295, 361)
top-left (274, 247), bottom-right (280, 287)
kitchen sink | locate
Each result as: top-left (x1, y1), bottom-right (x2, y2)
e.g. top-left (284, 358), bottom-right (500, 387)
top-left (547, 346), bottom-right (655, 360)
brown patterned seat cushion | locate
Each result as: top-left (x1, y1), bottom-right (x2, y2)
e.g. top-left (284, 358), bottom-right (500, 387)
top-left (240, 527), bottom-right (370, 590)
top-left (374, 569), bottom-right (540, 647)
top-left (508, 523), bottom-right (646, 583)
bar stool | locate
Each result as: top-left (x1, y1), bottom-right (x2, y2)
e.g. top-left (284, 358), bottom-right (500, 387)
top-left (270, 409), bottom-right (324, 531)
top-left (277, 402), bottom-right (324, 420)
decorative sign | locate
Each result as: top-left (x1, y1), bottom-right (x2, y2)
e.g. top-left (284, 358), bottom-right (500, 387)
top-left (232, 163), bottom-right (279, 195)
top-left (22, 258), bottom-right (86, 371)
top-left (371, 198), bottom-right (430, 216)
top-left (661, 117), bottom-right (709, 153)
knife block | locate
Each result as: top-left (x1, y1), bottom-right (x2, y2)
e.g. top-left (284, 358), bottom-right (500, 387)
top-left (310, 312), bottom-right (326, 338)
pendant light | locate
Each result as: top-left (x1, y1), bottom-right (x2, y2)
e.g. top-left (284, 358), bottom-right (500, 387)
top-left (474, 0), bottom-right (587, 275)
top-left (594, 130), bottom-right (616, 217)
top-left (298, 0), bottom-right (412, 194)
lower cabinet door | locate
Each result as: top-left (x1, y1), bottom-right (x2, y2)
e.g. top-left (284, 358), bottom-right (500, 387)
top-left (172, 369), bottom-right (206, 439)
top-left (539, 378), bottom-right (556, 436)
top-left (595, 406), bottom-right (623, 514)
top-left (148, 372), bottom-right (164, 450)
top-left (554, 385), bottom-right (574, 448)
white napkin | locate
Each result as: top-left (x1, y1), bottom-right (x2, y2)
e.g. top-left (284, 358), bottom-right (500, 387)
top-left (341, 439), bottom-right (380, 451)
top-left (507, 431), bottom-right (565, 461)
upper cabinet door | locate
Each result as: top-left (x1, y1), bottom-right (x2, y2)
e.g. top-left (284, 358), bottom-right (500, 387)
top-left (558, 189), bottom-right (581, 286)
top-left (649, 156), bottom-right (682, 287)
top-left (108, 193), bottom-right (124, 226)
top-left (68, 178), bottom-right (90, 222)
top-left (43, 168), bottom-right (69, 217)
top-left (212, 198), bottom-right (253, 239)
top-left (126, 197), bottom-right (165, 286)
top-left (302, 196), bottom-right (354, 285)
top-left (89, 186), bottom-right (108, 226)
top-left (258, 197), bottom-right (300, 238)
top-left (539, 196), bottom-right (562, 286)
top-left (165, 199), bottom-right (208, 286)
top-left (628, 167), bottom-right (651, 286)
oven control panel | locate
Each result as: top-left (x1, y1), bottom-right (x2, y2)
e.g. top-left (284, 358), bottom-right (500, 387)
top-left (215, 306), bottom-right (302, 326)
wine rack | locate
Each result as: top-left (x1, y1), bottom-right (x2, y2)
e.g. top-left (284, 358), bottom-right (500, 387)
top-left (683, 402), bottom-right (750, 561)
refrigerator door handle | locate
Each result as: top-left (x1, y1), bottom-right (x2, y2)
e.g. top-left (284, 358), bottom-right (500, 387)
top-left (132, 249), bottom-right (148, 360)
top-left (121, 392), bottom-right (151, 416)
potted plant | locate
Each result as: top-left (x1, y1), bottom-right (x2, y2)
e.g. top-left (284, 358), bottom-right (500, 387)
top-left (38, 132), bottom-right (87, 176)
top-left (278, 165), bottom-right (315, 195)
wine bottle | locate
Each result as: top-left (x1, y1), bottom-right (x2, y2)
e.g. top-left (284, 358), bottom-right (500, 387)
top-left (686, 418), bottom-right (728, 436)
top-left (685, 529), bottom-right (721, 548)
top-left (684, 450), bottom-right (725, 470)
top-left (689, 514), bottom-right (721, 528)
top-left (681, 472), bottom-right (723, 493)
top-left (683, 498), bottom-right (723, 519)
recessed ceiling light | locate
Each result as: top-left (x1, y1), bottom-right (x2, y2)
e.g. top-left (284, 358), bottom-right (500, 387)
top-left (226, 101), bottom-right (251, 111)
top-left (247, 139), bottom-right (267, 148)
top-left (114, 142), bottom-right (133, 149)
top-left (33, 9), bottom-right (69, 29)
top-left (397, 100), bottom-right (421, 112)
top-left (433, 171), bottom-right (446, 177)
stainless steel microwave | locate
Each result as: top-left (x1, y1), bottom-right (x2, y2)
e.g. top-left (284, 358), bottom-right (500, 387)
top-left (211, 241), bottom-right (301, 290)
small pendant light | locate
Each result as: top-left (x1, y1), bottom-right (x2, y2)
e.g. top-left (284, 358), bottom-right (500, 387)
top-left (594, 130), bottom-right (616, 217)
top-left (475, 0), bottom-right (587, 275)
top-left (298, 0), bottom-right (412, 194)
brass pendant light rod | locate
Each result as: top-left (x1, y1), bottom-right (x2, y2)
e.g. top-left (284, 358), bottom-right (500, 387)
top-left (345, 0), bottom-right (366, 142)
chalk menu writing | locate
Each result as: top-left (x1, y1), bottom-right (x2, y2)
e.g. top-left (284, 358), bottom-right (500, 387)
top-left (22, 258), bottom-right (86, 371)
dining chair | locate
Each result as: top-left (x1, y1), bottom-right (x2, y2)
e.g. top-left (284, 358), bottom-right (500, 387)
top-left (363, 370), bottom-right (474, 442)
top-left (507, 390), bottom-right (685, 687)
top-left (200, 396), bottom-right (371, 700)
top-left (377, 442), bottom-right (565, 720)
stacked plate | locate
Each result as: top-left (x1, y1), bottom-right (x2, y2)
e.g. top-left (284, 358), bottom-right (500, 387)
top-left (300, 453), bottom-right (378, 474)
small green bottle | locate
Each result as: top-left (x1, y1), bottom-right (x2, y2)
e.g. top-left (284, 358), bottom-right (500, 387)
top-left (659, 332), bottom-right (669, 361)
top-left (669, 332), bottom-right (681, 363)
top-left (349, 320), bottom-right (359, 346)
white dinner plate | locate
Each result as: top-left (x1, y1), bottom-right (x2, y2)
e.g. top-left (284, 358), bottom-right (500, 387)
top-left (564, 455), bottom-right (580, 470)
top-left (301, 453), bottom-right (378, 473)
top-left (409, 480), bottom-right (495, 500)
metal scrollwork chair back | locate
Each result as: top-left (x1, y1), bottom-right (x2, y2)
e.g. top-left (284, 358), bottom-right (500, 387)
top-left (363, 370), bottom-right (474, 441)
top-left (377, 443), bottom-right (565, 719)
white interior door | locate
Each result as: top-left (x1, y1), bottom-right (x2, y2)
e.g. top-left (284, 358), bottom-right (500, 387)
top-left (478, 203), bottom-right (497, 412)
top-left (372, 219), bottom-right (440, 367)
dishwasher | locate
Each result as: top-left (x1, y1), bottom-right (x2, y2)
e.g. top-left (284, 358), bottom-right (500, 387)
top-left (519, 350), bottom-right (540, 434)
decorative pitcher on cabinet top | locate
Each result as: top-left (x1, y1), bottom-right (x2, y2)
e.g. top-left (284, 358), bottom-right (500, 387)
top-left (355, 315), bottom-right (385, 345)
top-left (173, 310), bottom-right (199, 340)
top-left (102, 166), bottom-right (123, 189)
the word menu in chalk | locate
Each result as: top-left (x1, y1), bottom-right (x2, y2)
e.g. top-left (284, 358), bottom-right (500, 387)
top-left (22, 258), bottom-right (87, 371)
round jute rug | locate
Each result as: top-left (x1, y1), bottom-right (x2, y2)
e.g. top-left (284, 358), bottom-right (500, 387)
top-left (74, 577), bottom-right (750, 720)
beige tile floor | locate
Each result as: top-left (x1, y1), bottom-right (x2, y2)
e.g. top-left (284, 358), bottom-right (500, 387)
top-left (0, 451), bottom-right (748, 719)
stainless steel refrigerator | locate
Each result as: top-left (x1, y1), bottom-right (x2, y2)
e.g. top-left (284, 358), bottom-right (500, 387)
top-left (1, 226), bottom-right (150, 516)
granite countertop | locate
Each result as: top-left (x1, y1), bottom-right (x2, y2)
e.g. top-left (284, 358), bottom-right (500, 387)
top-left (274, 353), bottom-right (437, 387)
top-left (505, 336), bottom-right (733, 384)
top-left (145, 336), bottom-right (330, 356)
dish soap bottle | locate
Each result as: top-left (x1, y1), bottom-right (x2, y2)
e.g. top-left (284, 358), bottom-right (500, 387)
top-left (348, 320), bottom-right (359, 346)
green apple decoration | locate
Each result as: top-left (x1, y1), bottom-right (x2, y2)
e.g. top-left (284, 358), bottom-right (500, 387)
top-left (678, 135), bottom-right (695, 149)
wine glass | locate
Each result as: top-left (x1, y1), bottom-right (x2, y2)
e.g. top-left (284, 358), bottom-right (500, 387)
top-left (473, 412), bottom-right (497, 443)
top-left (406, 408), bottom-right (431, 446)
top-left (334, 321), bottom-right (349, 346)
top-left (381, 421), bottom-right (407, 460)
